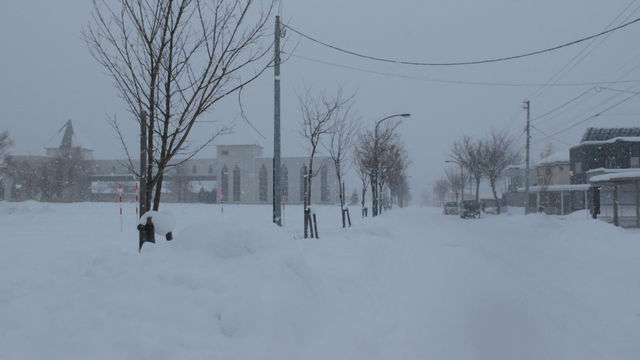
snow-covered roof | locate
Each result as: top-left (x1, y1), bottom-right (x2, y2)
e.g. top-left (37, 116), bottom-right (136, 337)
top-left (46, 120), bottom-right (93, 150)
top-left (586, 167), bottom-right (640, 174)
top-left (537, 151), bottom-right (569, 165)
top-left (574, 136), bottom-right (640, 147)
top-left (590, 171), bottom-right (640, 183)
top-left (517, 184), bottom-right (590, 192)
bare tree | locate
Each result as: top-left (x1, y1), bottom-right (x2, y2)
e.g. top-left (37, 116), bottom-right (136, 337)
top-left (353, 136), bottom-right (372, 217)
top-left (298, 87), bottom-right (347, 237)
top-left (444, 167), bottom-right (463, 202)
top-left (450, 135), bottom-right (483, 201)
top-left (479, 130), bottom-right (521, 214)
top-left (537, 142), bottom-right (555, 212)
top-left (84, 0), bottom-right (276, 212)
top-left (326, 92), bottom-right (358, 227)
top-left (433, 179), bottom-right (450, 206)
top-left (384, 140), bottom-right (410, 208)
top-left (0, 131), bottom-right (13, 177)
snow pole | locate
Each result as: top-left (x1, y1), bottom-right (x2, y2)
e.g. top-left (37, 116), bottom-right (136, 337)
top-left (117, 183), bottom-right (123, 232)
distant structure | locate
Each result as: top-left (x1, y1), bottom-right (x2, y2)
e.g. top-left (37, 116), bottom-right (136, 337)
top-left (4, 121), bottom-right (339, 205)
top-left (45, 120), bottom-right (94, 160)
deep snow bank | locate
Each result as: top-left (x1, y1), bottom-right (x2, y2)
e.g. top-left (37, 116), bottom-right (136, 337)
top-left (1, 202), bottom-right (639, 359)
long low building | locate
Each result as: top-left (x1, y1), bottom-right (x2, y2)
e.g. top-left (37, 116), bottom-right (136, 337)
top-left (2, 121), bottom-right (339, 205)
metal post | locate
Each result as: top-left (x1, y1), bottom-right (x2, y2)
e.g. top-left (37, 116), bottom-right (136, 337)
top-left (372, 125), bottom-right (379, 217)
top-left (560, 190), bottom-right (564, 216)
top-left (273, 16), bottom-right (282, 226)
top-left (524, 100), bottom-right (531, 214)
top-left (460, 164), bottom-right (464, 201)
top-left (613, 184), bottom-right (619, 226)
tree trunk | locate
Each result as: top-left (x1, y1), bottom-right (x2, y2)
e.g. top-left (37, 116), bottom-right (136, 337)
top-left (337, 174), bottom-right (345, 228)
top-left (153, 172), bottom-right (164, 211)
top-left (475, 177), bottom-right (481, 201)
top-left (490, 178), bottom-right (500, 214)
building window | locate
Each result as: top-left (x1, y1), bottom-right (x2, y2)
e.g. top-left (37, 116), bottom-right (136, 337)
top-left (192, 165), bottom-right (197, 174)
top-left (233, 165), bottom-right (241, 202)
top-left (208, 164), bottom-right (214, 174)
top-left (281, 165), bottom-right (288, 202)
top-left (112, 166), bottom-right (116, 173)
top-left (221, 150), bottom-right (229, 156)
top-left (574, 161), bottom-right (582, 174)
top-left (300, 165), bottom-right (307, 202)
top-left (321, 165), bottom-right (329, 202)
top-left (259, 165), bottom-right (268, 202)
top-left (221, 165), bottom-right (229, 201)
top-left (631, 157), bottom-right (640, 168)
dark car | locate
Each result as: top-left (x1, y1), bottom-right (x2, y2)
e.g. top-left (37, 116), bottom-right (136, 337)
top-left (443, 202), bottom-right (458, 215)
top-left (481, 199), bottom-right (499, 214)
top-left (460, 200), bottom-right (481, 219)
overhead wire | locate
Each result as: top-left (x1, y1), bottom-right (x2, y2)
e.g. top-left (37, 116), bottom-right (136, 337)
top-left (527, 0), bottom-right (640, 101)
top-left (531, 87), bottom-right (597, 122)
top-left (282, 16), bottom-right (640, 66)
top-left (531, 90), bottom-right (640, 145)
top-left (284, 51), bottom-right (640, 87)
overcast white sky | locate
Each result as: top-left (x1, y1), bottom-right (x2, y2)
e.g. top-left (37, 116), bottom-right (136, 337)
top-left (2, 0), bottom-right (640, 197)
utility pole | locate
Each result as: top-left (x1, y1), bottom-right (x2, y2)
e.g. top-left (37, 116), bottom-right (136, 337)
top-left (273, 16), bottom-right (282, 226)
top-left (524, 100), bottom-right (531, 214)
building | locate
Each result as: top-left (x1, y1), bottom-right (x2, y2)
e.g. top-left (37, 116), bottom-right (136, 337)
top-left (536, 151), bottom-right (570, 186)
top-left (588, 169), bottom-right (640, 227)
top-left (4, 121), bottom-right (339, 205)
top-left (570, 127), bottom-right (640, 184)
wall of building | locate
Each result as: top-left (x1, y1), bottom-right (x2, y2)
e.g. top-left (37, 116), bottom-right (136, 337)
top-left (570, 141), bottom-right (640, 184)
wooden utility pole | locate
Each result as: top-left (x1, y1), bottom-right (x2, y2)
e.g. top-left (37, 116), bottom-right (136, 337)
top-left (273, 16), bottom-right (282, 226)
top-left (524, 100), bottom-right (531, 214)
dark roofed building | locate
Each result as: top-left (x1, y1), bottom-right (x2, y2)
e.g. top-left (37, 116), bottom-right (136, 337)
top-left (570, 127), bottom-right (640, 184)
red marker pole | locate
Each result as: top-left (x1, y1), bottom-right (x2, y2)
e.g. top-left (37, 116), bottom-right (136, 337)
top-left (117, 183), bottom-right (123, 232)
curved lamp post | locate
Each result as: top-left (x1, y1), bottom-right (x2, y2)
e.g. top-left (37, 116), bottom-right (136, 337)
top-left (372, 113), bottom-right (410, 217)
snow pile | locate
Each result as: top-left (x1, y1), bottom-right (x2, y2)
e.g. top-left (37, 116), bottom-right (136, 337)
top-left (1, 202), bottom-right (639, 359)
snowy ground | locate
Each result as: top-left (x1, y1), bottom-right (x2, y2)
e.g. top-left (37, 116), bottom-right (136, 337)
top-left (1, 201), bottom-right (639, 359)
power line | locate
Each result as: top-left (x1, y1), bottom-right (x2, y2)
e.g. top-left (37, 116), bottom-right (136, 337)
top-left (528, 0), bottom-right (640, 100)
top-left (530, 125), bottom-right (574, 146)
top-left (283, 16), bottom-right (640, 66)
top-left (532, 91), bottom-right (640, 145)
top-left (286, 52), bottom-right (640, 87)
top-left (531, 87), bottom-right (597, 121)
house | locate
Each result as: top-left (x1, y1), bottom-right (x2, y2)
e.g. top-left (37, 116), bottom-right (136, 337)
top-left (536, 151), bottom-right (570, 186)
top-left (570, 127), bottom-right (640, 184)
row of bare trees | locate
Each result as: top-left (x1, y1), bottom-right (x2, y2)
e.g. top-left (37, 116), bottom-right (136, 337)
top-left (297, 87), bottom-right (411, 235)
top-left (297, 88), bottom-right (358, 236)
top-left (434, 130), bottom-right (520, 214)
top-left (354, 120), bottom-right (411, 216)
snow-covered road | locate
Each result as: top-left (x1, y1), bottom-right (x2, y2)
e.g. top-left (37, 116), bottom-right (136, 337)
top-left (1, 202), bottom-right (639, 359)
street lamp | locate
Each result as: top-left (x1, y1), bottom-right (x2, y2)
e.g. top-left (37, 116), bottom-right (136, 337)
top-left (445, 160), bottom-right (464, 202)
top-left (373, 113), bottom-right (411, 217)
